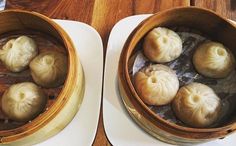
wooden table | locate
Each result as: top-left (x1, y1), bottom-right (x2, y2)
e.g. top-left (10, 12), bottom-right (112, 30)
top-left (5, 0), bottom-right (236, 145)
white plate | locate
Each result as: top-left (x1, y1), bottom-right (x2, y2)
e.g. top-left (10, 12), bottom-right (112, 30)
top-left (0, 0), bottom-right (6, 11)
top-left (103, 14), bottom-right (236, 146)
top-left (35, 20), bottom-right (103, 146)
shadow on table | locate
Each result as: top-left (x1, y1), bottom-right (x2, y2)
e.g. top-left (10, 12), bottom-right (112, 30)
top-left (231, 0), bottom-right (236, 10)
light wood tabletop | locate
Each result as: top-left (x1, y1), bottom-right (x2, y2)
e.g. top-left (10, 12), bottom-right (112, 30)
top-left (5, 0), bottom-right (236, 145)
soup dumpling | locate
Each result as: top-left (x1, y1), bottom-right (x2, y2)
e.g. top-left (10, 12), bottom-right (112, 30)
top-left (143, 27), bottom-right (182, 63)
top-left (2, 82), bottom-right (47, 122)
top-left (172, 82), bottom-right (221, 128)
top-left (30, 51), bottom-right (68, 88)
top-left (0, 36), bottom-right (38, 72)
top-left (134, 64), bottom-right (179, 106)
top-left (193, 41), bottom-right (235, 78)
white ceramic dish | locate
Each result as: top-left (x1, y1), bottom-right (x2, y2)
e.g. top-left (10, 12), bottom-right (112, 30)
top-left (0, 0), bottom-right (5, 11)
top-left (35, 20), bottom-right (103, 146)
top-left (103, 14), bottom-right (236, 146)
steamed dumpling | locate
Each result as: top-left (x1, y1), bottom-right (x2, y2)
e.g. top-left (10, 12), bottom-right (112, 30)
top-left (193, 41), bottom-right (235, 78)
top-left (143, 27), bottom-right (182, 63)
top-left (29, 51), bottom-right (68, 88)
top-left (2, 82), bottom-right (47, 122)
top-left (0, 36), bottom-right (38, 72)
top-left (134, 64), bottom-right (179, 105)
top-left (172, 82), bottom-right (221, 128)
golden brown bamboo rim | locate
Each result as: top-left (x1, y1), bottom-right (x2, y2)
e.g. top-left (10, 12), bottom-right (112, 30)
top-left (120, 6), bottom-right (236, 135)
top-left (0, 10), bottom-right (78, 143)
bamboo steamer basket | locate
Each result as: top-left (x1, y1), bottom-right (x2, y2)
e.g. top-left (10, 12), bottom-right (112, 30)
top-left (0, 10), bottom-right (84, 145)
top-left (118, 7), bottom-right (236, 145)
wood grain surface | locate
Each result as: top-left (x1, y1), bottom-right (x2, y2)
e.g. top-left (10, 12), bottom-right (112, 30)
top-left (193, 0), bottom-right (236, 20)
top-left (4, 0), bottom-right (236, 145)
